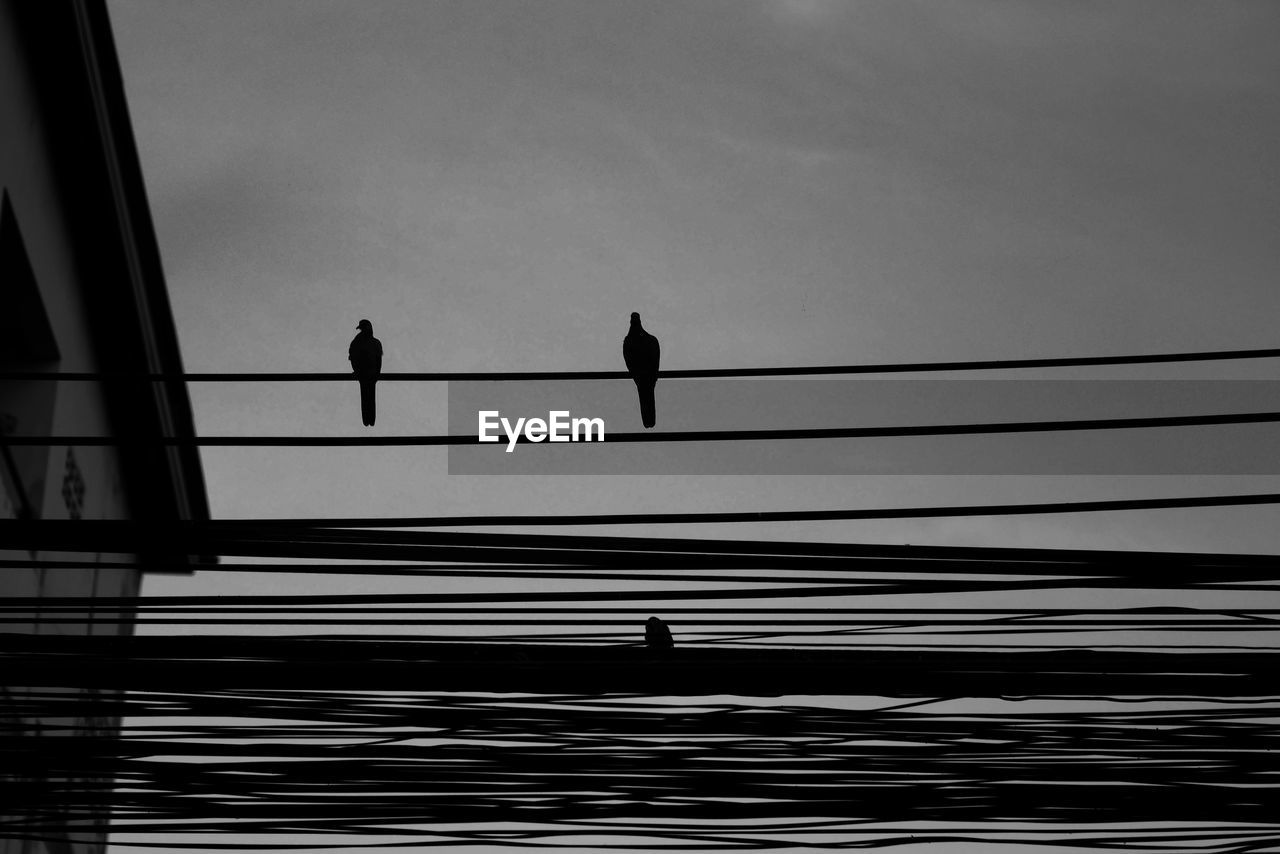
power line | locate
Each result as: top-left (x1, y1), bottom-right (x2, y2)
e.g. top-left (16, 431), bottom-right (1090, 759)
top-left (4, 344), bottom-right (1280, 381)
top-left (7, 408), bottom-right (1280, 445)
top-left (20, 598), bottom-right (1274, 613)
top-left (204, 492), bottom-right (1280, 527)
top-left (18, 560), bottom-right (1272, 594)
top-left (7, 519), bottom-right (1280, 568)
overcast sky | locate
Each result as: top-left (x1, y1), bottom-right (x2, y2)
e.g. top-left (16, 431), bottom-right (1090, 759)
top-left (104, 0), bottom-right (1280, 587)
top-left (100, 5), bottom-right (1280, 852)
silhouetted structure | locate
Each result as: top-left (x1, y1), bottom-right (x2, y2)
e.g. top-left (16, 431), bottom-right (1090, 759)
top-left (349, 319), bottom-right (383, 426)
top-left (645, 616), bottom-right (673, 649)
top-left (1, 2), bottom-right (211, 851)
top-left (623, 312), bottom-right (660, 428)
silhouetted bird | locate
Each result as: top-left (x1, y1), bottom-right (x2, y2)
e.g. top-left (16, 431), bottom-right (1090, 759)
top-left (645, 616), bottom-right (673, 649)
top-left (348, 319), bottom-right (383, 426)
top-left (623, 312), bottom-right (660, 428)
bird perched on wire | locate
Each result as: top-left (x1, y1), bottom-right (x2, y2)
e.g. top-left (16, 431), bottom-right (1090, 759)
top-left (645, 616), bottom-right (673, 649)
top-left (623, 312), bottom-right (660, 428)
top-left (348, 319), bottom-right (383, 426)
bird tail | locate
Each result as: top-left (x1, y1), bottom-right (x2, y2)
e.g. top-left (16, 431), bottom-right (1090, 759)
top-left (638, 379), bottom-right (656, 429)
top-left (360, 380), bottom-right (377, 426)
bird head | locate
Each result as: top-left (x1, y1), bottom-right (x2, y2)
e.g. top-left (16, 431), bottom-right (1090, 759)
top-left (356, 319), bottom-right (373, 333)
top-left (630, 312), bottom-right (641, 327)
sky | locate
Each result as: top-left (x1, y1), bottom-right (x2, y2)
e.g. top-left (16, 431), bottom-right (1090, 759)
top-left (99, 3), bottom-right (1280, 852)
top-left (104, 0), bottom-right (1280, 578)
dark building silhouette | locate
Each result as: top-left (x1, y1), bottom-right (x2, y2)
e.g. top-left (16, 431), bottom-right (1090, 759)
top-left (0, 2), bottom-right (211, 851)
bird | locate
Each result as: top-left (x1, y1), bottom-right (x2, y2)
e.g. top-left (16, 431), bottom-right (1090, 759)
top-left (645, 616), bottom-right (673, 649)
top-left (348, 319), bottom-right (383, 426)
top-left (622, 312), bottom-right (660, 428)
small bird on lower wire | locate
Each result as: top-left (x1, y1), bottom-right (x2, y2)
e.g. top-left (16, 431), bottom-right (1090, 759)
top-left (349, 319), bottom-right (383, 426)
top-left (645, 616), bottom-right (674, 649)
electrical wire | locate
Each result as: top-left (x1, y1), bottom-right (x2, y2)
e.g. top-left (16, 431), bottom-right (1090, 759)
top-left (5, 343), bottom-right (1280, 381)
